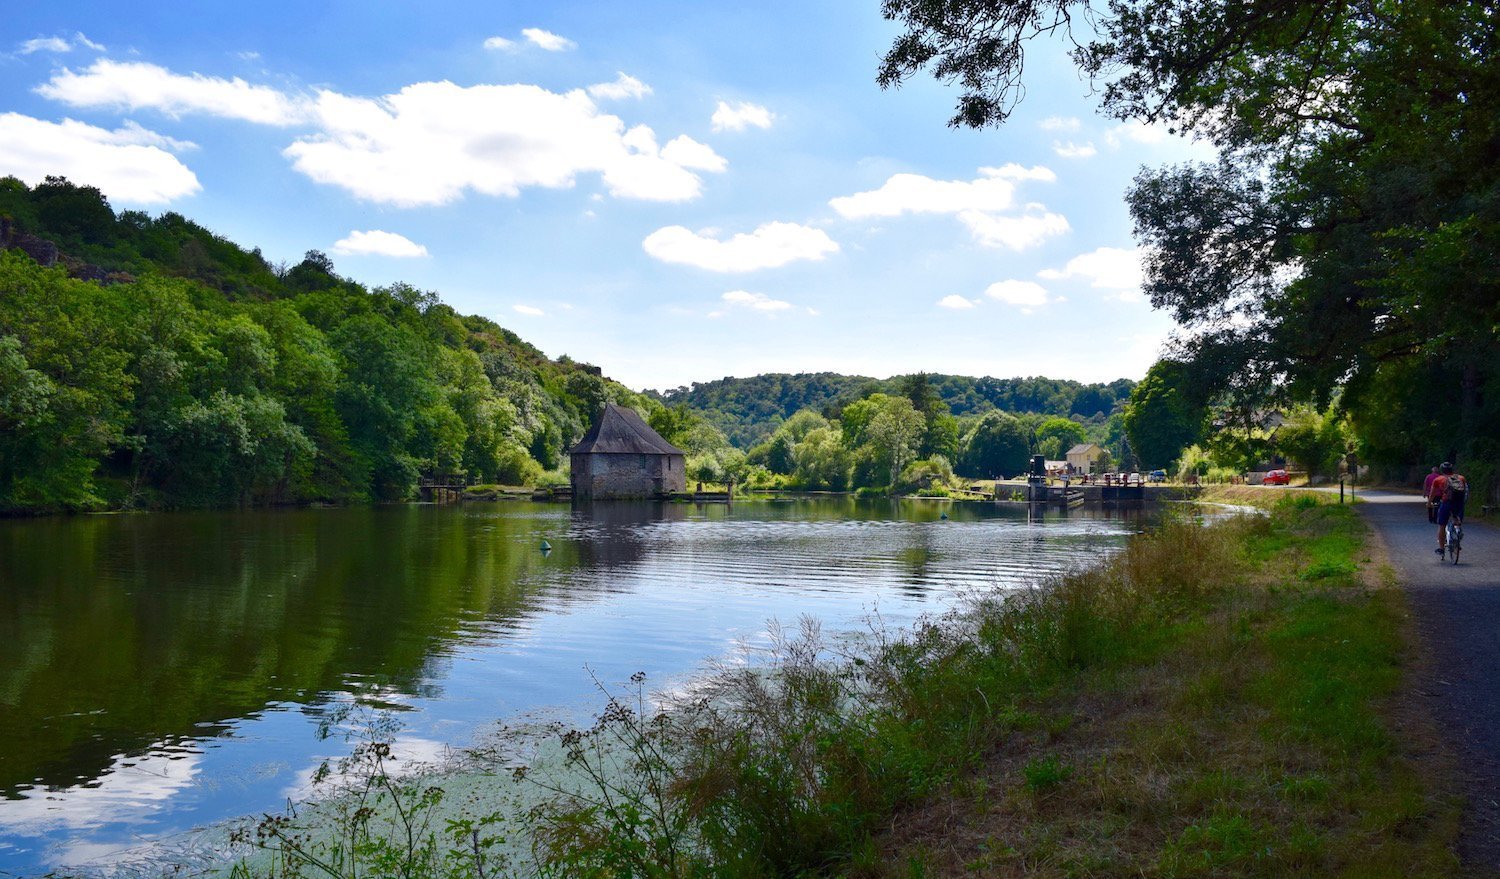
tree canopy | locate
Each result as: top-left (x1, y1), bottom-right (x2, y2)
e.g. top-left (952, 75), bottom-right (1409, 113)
top-left (0, 177), bottom-right (659, 512)
top-left (882, 0), bottom-right (1500, 494)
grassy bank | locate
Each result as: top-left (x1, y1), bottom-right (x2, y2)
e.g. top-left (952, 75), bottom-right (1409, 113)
top-left (235, 497), bottom-right (1458, 878)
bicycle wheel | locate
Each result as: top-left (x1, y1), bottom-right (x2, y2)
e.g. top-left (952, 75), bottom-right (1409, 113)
top-left (1448, 525), bottom-right (1461, 564)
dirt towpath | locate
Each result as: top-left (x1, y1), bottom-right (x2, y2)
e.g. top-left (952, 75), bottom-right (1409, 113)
top-left (1356, 489), bottom-right (1500, 873)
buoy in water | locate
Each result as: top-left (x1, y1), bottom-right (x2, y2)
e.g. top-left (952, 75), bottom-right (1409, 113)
top-left (940, 512), bottom-right (949, 520)
top-left (540, 540), bottom-right (552, 551)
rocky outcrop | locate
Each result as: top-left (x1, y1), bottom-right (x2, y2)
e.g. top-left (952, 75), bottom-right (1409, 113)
top-left (1, 217), bottom-right (133, 284)
top-left (0, 217), bottom-right (60, 267)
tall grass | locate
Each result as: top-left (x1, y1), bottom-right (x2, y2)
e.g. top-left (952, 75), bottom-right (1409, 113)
top-left (530, 517), bottom-right (1247, 877)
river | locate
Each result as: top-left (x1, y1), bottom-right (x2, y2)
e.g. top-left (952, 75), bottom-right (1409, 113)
top-left (0, 498), bottom-right (1149, 874)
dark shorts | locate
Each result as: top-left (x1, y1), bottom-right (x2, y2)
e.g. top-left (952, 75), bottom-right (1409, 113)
top-left (1438, 498), bottom-right (1465, 525)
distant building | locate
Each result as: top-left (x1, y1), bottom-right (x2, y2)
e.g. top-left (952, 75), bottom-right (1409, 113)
top-left (569, 403), bottom-right (687, 500)
top-left (1066, 443), bottom-right (1107, 474)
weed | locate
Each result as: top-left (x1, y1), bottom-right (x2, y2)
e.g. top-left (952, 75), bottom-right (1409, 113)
top-left (229, 705), bottom-right (511, 879)
top-left (1021, 756), bottom-right (1073, 793)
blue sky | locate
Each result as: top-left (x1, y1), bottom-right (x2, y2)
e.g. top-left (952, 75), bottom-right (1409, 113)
top-left (1, 1), bottom-right (1215, 391)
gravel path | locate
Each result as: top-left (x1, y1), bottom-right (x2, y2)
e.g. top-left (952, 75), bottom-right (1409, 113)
top-left (1356, 489), bottom-right (1500, 873)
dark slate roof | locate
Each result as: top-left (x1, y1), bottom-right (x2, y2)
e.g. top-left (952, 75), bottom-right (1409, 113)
top-left (570, 403), bottom-right (686, 455)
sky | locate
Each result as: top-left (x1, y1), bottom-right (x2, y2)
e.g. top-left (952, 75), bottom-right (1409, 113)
top-left (0, 1), bottom-right (1217, 392)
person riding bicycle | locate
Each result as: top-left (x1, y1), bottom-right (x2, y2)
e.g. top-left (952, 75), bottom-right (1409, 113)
top-left (1424, 465), bottom-right (1440, 523)
top-left (1431, 461), bottom-right (1468, 554)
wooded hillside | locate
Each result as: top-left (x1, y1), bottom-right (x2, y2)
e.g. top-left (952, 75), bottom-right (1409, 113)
top-left (0, 176), bottom-right (652, 512)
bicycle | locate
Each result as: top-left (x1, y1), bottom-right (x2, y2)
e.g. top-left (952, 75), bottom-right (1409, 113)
top-left (1446, 519), bottom-right (1463, 565)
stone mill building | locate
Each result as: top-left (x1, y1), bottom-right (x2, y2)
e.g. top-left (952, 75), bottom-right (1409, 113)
top-left (569, 403), bottom-right (687, 500)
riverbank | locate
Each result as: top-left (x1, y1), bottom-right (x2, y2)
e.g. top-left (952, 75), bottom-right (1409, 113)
top-left (217, 491), bottom-right (1459, 878)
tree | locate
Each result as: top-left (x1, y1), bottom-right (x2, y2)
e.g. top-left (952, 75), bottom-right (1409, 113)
top-left (793, 426), bottom-right (852, 490)
top-left (333, 314), bottom-right (439, 499)
top-left (1276, 406), bottom-right (1348, 478)
top-left (31, 176), bottom-right (115, 246)
top-left (565, 372), bottom-right (608, 421)
top-left (1034, 416), bottom-right (1086, 461)
top-left (962, 411), bottom-right (1030, 477)
top-left (1122, 360), bottom-right (1206, 470)
top-left (866, 399), bottom-right (926, 486)
top-left (880, 0), bottom-right (1500, 498)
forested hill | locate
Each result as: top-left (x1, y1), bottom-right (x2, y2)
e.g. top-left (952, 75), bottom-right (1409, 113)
top-left (656, 372), bottom-right (1135, 448)
top-left (0, 175), bottom-right (651, 513)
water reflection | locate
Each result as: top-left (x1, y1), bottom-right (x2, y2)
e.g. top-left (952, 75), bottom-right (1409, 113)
top-left (0, 499), bottom-right (1147, 873)
top-left (1, 507), bottom-right (560, 797)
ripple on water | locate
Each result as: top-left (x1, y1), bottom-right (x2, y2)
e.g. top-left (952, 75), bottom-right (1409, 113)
top-left (0, 500), bottom-right (1145, 875)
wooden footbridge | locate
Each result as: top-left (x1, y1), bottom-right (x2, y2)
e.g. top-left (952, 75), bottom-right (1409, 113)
top-left (956, 480), bottom-right (1147, 507)
top-left (418, 474), bottom-right (469, 503)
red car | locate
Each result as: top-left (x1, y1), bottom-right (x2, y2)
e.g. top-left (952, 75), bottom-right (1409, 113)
top-left (1263, 469), bottom-right (1290, 485)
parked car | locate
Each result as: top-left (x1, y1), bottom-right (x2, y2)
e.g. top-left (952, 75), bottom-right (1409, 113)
top-left (1264, 469), bottom-right (1291, 485)
top-left (1148, 469), bottom-right (1168, 483)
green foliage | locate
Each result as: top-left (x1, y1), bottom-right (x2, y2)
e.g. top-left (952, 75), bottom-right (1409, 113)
top-left (881, 0), bottom-right (1500, 503)
top-left (961, 410), bottom-right (1029, 477)
top-left (659, 372), bottom-right (1133, 449)
top-left (841, 393), bottom-right (925, 489)
top-left (791, 426), bottom-right (851, 490)
top-left (1021, 755), bottom-right (1073, 794)
top-left (0, 181), bottom-right (646, 511)
top-left (1033, 415), bottom-right (1086, 462)
top-left (895, 456), bottom-right (954, 495)
top-left (1275, 406), bottom-right (1350, 477)
top-left (1123, 359), bottom-right (1207, 471)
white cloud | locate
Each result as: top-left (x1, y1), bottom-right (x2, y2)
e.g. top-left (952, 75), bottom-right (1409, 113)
top-left (1038, 115), bottom-right (1080, 132)
top-left (937, 294), bottom-right (979, 309)
top-left (38, 59), bottom-right (309, 125)
top-left (522, 28), bottom-right (575, 51)
top-left (642, 222), bottom-right (839, 272)
top-left (984, 279), bottom-right (1052, 313)
top-left (722, 290), bottom-right (795, 313)
top-left (829, 164), bottom-right (1053, 219)
top-left (19, 34), bottom-right (102, 54)
top-left (285, 81), bottom-right (725, 206)
top-left (111, 119), bottom-right (198, 152)
top-left (711, 100), bottom-right (773, 132)
top-left (20, 37), bottom-right (71, 54)
top-left (331, 229), bottom-right (429, 258)
top-left (1052, 140), bottom-right (1096, 159)
top-left (37, 58), bottom-right (724, 207)
top-left (1105, 120), bottom-right (1171, 148)
top-left (0, 113), bottom-right (200, 204)
top-left (587, 73), bottom-right (651, 101)
top-left (660, 135), bottom-right (726, 172)
top-left (483, 36), bottom-right (517, 51)
top-left (830, 166), bottom-right (1066, 251)
top-left (1038, 246), bottom-right (1145, 301)
top-left (513, 304), bottom-right (545, 316)
top-left (958, 206), bottom-right (1071, 250)
top-left (238, 50), bottom-right (261, 61)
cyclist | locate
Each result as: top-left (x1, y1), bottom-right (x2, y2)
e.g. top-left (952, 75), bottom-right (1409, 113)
top-left (1431, 462), bottom-right (1468, 555)
top-left (1424, 465), bottom-right (1440, 523)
